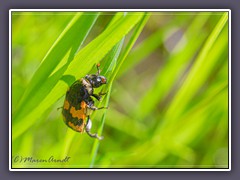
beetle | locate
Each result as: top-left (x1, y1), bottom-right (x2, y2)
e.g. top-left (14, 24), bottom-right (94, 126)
top-left (62, 64), bottom-right (107, 140)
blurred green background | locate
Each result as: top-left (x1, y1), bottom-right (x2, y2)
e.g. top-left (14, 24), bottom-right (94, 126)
top-left (11, 11), bottom-right (229, 168)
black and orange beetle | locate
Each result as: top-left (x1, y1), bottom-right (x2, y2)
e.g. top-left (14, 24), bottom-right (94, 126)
top-left (62, 64), bottom-right (107, 140)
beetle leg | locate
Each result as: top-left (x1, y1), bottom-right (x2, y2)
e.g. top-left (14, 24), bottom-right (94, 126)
top-left (85, 116), bottom-right (103, 140)
top-left (92, 91), bottom-right (107, 101)
top-left (91, 94), bottom-right (101, 101)
top-left (87, 104), bottom-right (108, 110)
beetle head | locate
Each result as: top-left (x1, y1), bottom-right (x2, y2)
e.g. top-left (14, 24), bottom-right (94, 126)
top-left (85, 74), bottom-right (107, 88)
top-left (85, 63), bottom-right (107, 88)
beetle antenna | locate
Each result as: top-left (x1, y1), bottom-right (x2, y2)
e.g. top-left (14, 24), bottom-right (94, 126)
top-left (96, 63), bottom-right (101, 75)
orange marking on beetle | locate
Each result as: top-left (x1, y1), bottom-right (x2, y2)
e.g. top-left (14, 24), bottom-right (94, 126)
top-left (64, 100), bottom-right (70, 110)
top-left (68, 122), bottom-right (84, 133)
top-left (70, 102), bottom-right (87, 120)
top-left (68, 121), bottom-right (75, 129)
top-left (81, 101), bottom-right (87, 109)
